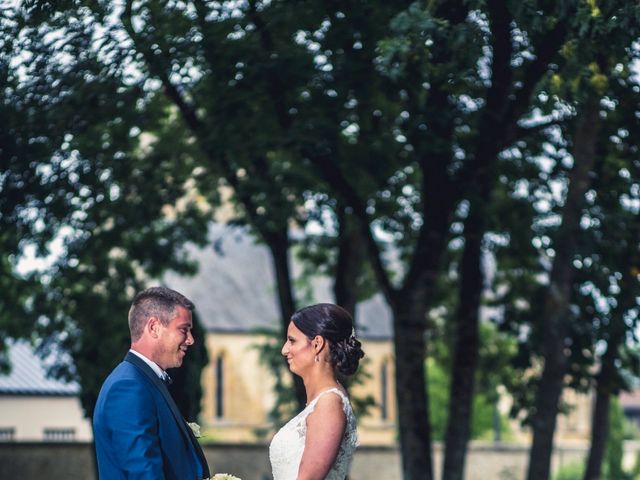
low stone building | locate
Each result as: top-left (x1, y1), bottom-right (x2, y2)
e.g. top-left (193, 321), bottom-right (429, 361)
top-left (163, 224), bottom-right (397, 444)
top-left (0, 341), bottom-right (92, 442)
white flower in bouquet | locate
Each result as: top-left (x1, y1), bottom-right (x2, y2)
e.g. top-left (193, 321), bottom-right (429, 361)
top-left (187, 422), bottom-right (201, 438)
top-left (210, 474), bottom-right (241, 480)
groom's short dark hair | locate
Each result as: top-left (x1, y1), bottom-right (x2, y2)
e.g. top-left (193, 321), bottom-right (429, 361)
top-left (128, 286), bottom-right (195, 341)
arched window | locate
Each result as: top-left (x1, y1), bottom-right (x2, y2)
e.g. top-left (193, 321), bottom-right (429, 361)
top-left (215, 354), bottom-right (224, 419)
top-left (380, 359), bottom-right (389, 421)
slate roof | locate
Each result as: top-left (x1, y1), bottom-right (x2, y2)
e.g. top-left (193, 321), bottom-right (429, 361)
top-left (163, 223), bottom-right (393, 340)
top-left (0, 340), bottom-right (79, 395)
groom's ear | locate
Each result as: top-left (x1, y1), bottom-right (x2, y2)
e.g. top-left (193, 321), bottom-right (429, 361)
top-left (147, 317), bottom-right (161, 338)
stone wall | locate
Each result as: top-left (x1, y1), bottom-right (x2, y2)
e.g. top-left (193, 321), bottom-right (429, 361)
top-left (0, 442), bottom-right (95, 479)
top-left (1, 441), bottom-right (635, 480)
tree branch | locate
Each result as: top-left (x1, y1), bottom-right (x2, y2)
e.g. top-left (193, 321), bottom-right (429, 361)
top-left (510, 115), bottom-right (572, 144)
top-left (122, 1), bottom-right (278, 239)
top-left (502, 18), bottom-right (569, 134)
top-left (485, 0), bottom-right (513, 118)
top-left (401, 0), bottom-right (472, 293)
top-left (453, 0), bottom-right (513, 208)
top-left (306, 155), bottom-right (397, 305)
top-left (246, 0), bottom-right (292, 130)
top-left (121, 0), bottom-right (203, 133)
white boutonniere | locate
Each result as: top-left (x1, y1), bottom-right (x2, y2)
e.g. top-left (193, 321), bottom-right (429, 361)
top-left (210, 474), bottom-right (242, 480)
top-left (187, 422), bottom-right (202, 438)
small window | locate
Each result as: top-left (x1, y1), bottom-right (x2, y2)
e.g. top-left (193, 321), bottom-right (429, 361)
top-left (43, 428), bottom-right (76, 442)
top-left (0, 428), bottom-right (15, 441)
top-left (215, 354), bottom-right (224, 419)
top-left (380, 360), bottom-right (389, 421)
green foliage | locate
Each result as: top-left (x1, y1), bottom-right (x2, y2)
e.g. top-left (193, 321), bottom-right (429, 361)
top-left (628, 451), bottom-right (640, 480)
top-left (486, 9), bottom-right (640, 428)
top-left (427, 311), bottom-right (521, 439)
top-left (552, 461), bottom-right (584, 480)
top-left (623, 416), bottom-right (640, 441)
top-left (552, 399), bottom-right (640, 480)
top-left (426, 355), bottom-right (512, 442)
top-left (605, 398), bottom-right (624, 479)
top-left (602, 398), bottom-right (632, 480)
top-left (427, 358), bottom-right (450, 440)
top-left (1, 3), bottom-right (214, 416)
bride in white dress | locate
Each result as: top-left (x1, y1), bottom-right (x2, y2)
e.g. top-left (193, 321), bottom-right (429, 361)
top-left (269, 303), bottom-right (365, 480)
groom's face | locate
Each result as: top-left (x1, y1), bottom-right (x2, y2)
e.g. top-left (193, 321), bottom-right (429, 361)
top-left (155, 306), bottom-right (194, 370)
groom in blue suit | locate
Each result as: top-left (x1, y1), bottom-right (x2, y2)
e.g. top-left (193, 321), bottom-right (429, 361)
top-left (93, 286), bottom-right (210, 479)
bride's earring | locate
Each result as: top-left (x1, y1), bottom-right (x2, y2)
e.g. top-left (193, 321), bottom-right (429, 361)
top-left (315, 354), bottom-right (319, 363)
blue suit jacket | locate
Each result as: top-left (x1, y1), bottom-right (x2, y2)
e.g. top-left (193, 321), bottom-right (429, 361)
top-left (93, 352), bottom-right (210, 479)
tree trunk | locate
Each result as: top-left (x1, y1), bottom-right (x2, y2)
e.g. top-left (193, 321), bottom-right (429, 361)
top-left (334, 208), bottom-right (365, 317)
top-left (526, 326), bottom-right (568, 480)
top-left (333, 209), bottom-right (365, 480)
top-left (307, 153), bottom-right (446, 480)
top-left (584, 309), bottom-right (629, 480)
top-left (442, 6), bottom-right (511, 468)
top-left (442, 223), bottom-right (483, 480)
top-left (266, 229), bottom-right (306, 410)
top-left (393, 295), bottom-right (434, 480)
top-left (526, 102), bottom-right (601, 480)
top-left (442, 142), bottom-right (501, 480)
top-left (584, 378), bottom-right (612, 480)
top-left (584, 205), bottom-right (640, 480)
top-left (392, 145), bottom-right (456, 480)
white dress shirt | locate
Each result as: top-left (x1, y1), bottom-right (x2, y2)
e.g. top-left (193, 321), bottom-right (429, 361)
top-left (129, 349), bottom-right (170, 382)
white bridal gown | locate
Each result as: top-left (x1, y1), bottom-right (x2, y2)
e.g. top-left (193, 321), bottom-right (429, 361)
top-left (269, 388), bottom-right (358, 480)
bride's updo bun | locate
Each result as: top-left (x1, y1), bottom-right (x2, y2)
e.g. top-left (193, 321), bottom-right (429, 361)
top-left (330, 335), bottom-right (365, 376)
top-left (291, 303), bottom-right (365, 376)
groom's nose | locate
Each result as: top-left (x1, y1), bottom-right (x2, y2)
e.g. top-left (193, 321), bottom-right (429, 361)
top-left (186, 331), bottom-right (194, 346)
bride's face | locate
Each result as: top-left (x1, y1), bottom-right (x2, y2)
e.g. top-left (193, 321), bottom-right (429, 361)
top-left (281, 322), bottom-right (314, 376)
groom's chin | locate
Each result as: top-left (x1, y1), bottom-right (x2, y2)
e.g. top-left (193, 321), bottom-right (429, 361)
top-left (175, 350), bottom-right (187, 366)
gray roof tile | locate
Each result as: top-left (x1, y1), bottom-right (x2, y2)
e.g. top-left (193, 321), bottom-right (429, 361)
top-left (0, 341), bottom-right (79, 395)
top-left (164, 224), bottom-right (393, 339)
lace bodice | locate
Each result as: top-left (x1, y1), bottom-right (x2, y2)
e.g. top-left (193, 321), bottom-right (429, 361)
top-left (269, 388), bottom-right (358, 480)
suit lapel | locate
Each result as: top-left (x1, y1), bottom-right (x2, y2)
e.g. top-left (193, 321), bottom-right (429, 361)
top-left (124, 352), bottom-right (210, 478)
